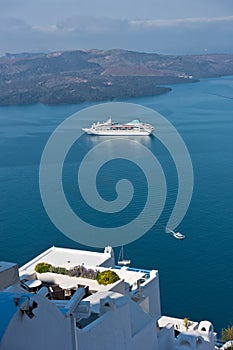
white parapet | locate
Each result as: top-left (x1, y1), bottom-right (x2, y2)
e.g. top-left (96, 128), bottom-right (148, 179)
top-left (0, 261), bottom-right (19, 290)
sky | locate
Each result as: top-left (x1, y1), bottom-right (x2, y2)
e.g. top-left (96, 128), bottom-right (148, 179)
top-left (0, 0), bottom-right (233, 55)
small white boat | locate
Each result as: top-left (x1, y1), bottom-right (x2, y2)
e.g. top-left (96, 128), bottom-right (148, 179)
top-left (166, 228), bottom-right (185, 240)
top-left (173, 231), bottom-right (185, 240)
top-left (118, 246), bottom-right (131, 266)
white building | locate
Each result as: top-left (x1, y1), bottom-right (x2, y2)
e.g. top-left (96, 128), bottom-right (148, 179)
top-left (0, 246), bottom-right (218, 350)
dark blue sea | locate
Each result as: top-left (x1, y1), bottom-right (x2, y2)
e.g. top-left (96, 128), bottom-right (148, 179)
top-left (0, 76), bottom-right (233, 335)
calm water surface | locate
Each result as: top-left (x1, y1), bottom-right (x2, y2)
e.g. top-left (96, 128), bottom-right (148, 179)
top-left (0, 76), bottom-right (233, 334)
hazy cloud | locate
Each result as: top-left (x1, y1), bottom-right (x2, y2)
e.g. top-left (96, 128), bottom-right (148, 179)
top-left (32, 25), bottom-right (59, 33)
top-left (0, 7), bottom-right (232, 55)
top-left (56, 17), bottom-right (129, 34)
top-left (129, 16), bottom-right (233, 29)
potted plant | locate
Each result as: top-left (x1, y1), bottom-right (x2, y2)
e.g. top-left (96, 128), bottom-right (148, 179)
top-left (183, 317), bottom-right (189, 331)
top-left (221, 326), bottom-right (233, 350)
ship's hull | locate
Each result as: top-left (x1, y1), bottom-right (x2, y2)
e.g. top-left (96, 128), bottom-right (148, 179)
top-left (82, 128), bottom-right (152, 136)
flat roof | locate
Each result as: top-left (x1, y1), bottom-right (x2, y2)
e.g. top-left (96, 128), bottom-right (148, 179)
top-left (19, 246), bottom-right (112, 275)
top-left (158, 316), bottom-right (198, 331)
top-left (111, 269), bottom-right (146, 287)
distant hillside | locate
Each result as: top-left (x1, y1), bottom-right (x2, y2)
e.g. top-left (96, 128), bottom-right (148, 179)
top-left (0, 49), bottom-right (232, 105)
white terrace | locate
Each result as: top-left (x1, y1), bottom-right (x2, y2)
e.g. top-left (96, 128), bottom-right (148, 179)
top-left (18, 246), bottom-right (154, 296)
top-left (0, 246), bottom-right (217, 350)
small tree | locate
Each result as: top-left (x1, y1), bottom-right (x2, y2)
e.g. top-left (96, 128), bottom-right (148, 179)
top-left (34, 262), bottom-right (51, 273)
top-left (183, 317), bottom-right (189, 331)
top-left (221, 326), bottom-right (233, 349)
top-left (97, 270), bottom-right (120, 286)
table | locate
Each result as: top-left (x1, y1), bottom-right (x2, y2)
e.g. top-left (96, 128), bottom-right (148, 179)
top-left (25, 279), bottom-right (42, 289)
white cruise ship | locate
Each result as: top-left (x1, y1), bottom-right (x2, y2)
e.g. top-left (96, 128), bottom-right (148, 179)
top-left (0, 245), bottom-right (218, 350)
top-left (82, 118), bottom-right (154, 136)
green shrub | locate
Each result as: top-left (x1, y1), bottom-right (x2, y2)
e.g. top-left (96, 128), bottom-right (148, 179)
top-left (34, 262), bottom-right (51, 273)
top-left (49, 266), bottom-right (68, 275)
top-left (97, 270), bottom-right (120, 286)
